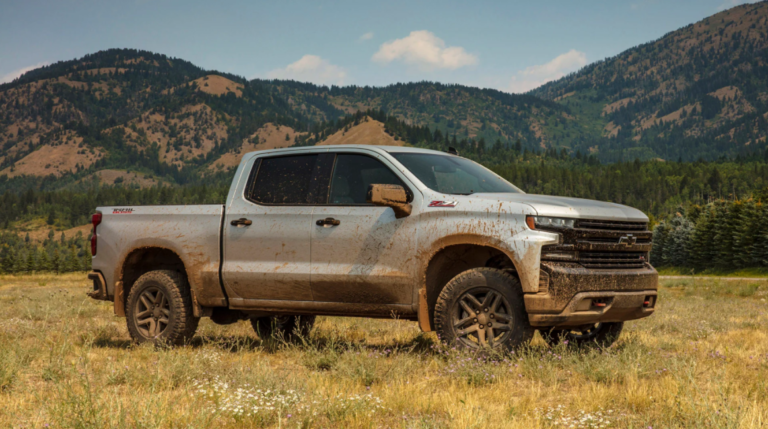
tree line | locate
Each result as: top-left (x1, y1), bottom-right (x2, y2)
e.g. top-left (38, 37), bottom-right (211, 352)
top-left (0, 229), bottom-right (91, 274)
top-left (651, 197), bottom-right (768, 270)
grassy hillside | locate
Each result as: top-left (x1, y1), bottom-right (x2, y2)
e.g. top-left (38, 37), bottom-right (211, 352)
top-left (532, 1), bottom-right (768, 161)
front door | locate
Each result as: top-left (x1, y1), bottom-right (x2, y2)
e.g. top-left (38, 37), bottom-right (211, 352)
top-left (310, 152), bottom-right (419, 306)
top-left (222, 153), bottom-right (323, 304)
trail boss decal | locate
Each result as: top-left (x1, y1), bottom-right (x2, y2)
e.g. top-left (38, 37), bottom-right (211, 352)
top-left (428, 201), bottom-right (458, 208)
top-left (112, 208), bottom-right (134, 214)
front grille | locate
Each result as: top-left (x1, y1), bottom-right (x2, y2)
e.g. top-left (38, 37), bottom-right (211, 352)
top-left (579, 252), bottom-right (647, 269)
top-left (542, 218), bottom-right (653, 270)
top-left (577, 219), bottom-right (647, 231)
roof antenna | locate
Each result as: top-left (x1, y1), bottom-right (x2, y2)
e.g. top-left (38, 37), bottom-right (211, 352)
top-left (447, 147), bottom-right (459, 156)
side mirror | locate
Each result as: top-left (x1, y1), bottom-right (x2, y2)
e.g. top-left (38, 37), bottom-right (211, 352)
top-left (366, 184), bottom-right (412, 218)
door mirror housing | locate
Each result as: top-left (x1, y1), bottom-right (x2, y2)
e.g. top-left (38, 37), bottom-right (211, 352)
top-left (367, 184), bottom-right (412, 218)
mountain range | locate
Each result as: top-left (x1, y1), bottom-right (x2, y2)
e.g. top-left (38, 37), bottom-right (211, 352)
top-left (1, 1), bottom-right (768, 190)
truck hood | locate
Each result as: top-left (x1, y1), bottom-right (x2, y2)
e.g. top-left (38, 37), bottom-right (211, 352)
top-left (473, 193), bottom-right (648, 222)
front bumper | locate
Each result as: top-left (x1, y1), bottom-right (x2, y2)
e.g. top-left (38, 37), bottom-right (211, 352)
top-left (525, 262), bottom-right (658, 327)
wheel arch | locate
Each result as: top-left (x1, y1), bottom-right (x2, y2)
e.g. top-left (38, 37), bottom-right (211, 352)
top-left (419, 235), bottom-right (523, 332)
top-left (115, 246), bottom-right (190, 317)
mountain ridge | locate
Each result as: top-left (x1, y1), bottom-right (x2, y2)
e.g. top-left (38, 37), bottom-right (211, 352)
top-left (1, 2), bottom-right (768, 191)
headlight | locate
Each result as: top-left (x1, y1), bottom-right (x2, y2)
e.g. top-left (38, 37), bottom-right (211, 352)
top-left (526, 216), bottom-right (575, 230)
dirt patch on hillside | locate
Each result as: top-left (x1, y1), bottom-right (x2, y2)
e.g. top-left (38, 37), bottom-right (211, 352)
top-left (165, 75), bottom-right (243, 98)
top-left (662, 104), bottom-right (698, 122)
top-left (115, 103), bottom-right (229, 166)
top-left (603, 97), bottom-right (635, 115)
top-left (709, 86), bottom-right (742, 101)
top-left (1, 130), bottom-right (103, 177)
top-left (318, 118), bottom-right (403, 147)
top-left (122, 57), bottom-right (160, 66)
top-left (91, 169), bottom-right (158, 188)
top-left (529, 121), bottom-right (547, 148)
top-left (18, 223), bottom-right (93, 243)
top-left (192, 75), bottom-right (243, 97)
top-left (604, 122), bottom-right (621, 138)
top-left (554, 91), bottom-right (575, 102)
top-left (209, 123), bottom-right (306, 170)
top-left (54, 76), bottom-right (117, 97)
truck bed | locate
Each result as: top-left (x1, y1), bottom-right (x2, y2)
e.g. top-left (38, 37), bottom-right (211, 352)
top-left (91, 204), bottom-right (227, 308)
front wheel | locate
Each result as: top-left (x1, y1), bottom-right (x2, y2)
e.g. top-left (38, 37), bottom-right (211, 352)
top-left (125, 270), bottom-right (199, 345)
top-left (540, 322), bottom-right (623, 348)
top-left (434, 268), bottom-right (533, 351)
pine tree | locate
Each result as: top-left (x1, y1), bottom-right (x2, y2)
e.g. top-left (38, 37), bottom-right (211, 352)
top-left (68, 247), bottom-right (80, 272)
top-left (39, 249), bottom-right (52, 272)
top-left (26, 250), bottom-right (36, 273)
top-left (714, 201), bottom-right (742, 268)
top-left (688, 204), bottom-right (717, 269)
top-left (651, 222), bottom-right (668, 266)
top-left (750, 203), bottom-right (768, 266)
top-left (734, 200), bottom-right (759, 268)
top-left (663, 214), bottom-right (693, 267)
top-left (52, 248), bottom-right (61, 274)
top-left (2, 249), bottom-right (15, 274)
top-left (13, 250), bottom-right (27, 274)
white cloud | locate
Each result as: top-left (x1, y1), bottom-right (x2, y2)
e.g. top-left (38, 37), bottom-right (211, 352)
top-left (266, 55), bottom-right (347, 86)
top-left (359, 32), bottom-right (374, 42)
top-left (0, 62), bottom-right (49, 84)
top-left (717, 0), bottom-right (758, 11)
top-left (372, 30), bottom-right (477, 71)
top-left (506, 50), bottom-right (587, 93)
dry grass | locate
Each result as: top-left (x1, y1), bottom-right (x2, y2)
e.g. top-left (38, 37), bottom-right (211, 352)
top-left (317, 118), bottom-right (403, 147)
top-left (0, 130), bottom-right (104, 178)
top-left (1, 274), bottom-right (767, 428)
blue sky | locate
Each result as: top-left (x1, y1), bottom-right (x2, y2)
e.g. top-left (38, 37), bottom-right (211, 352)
top-left (0, 0), bottom-right (760, 92)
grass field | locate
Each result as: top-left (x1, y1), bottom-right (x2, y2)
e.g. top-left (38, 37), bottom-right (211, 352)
top-left (656, 267), bottom-right (768, 279)
top-left (1, 274), bottom-right (767, 428)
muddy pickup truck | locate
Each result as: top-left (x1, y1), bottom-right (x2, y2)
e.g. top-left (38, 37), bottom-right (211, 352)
top-left (87, 145), bottom-right (657, 350)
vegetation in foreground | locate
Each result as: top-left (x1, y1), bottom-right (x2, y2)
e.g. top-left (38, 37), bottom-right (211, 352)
top-left (1, 274), bottom-right (767, 428)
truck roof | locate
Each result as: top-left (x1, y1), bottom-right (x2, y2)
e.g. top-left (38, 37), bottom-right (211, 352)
top-left (245, 145), bottom-right (450, 157)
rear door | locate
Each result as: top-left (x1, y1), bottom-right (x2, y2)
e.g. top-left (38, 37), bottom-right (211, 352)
top-left (310, 151), bottom-right (420, 306)
top-left (222, 152), bottom-right (330, 305)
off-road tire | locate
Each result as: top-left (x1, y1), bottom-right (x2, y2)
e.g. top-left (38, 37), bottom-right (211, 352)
top-left (434, 268), bottom-right (534, 351)
top-left (250, 315), bottom-right (316, 341)
top-left (540, 322), bottom-right (624, 349)
top-left (125, 270), bottom-right (199, 345)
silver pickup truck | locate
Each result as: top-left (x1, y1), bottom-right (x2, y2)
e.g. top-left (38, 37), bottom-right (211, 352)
top-left (87, 145), bottom-right (657, 350)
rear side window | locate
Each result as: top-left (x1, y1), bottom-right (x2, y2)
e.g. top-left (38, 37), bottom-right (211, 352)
top-left (329, 154), bottom-right (406, 204)
top-left (248, 155), bottom-right (319, 205)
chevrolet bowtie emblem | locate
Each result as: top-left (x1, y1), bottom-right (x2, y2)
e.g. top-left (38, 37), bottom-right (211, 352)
top-left (618, 234), bottom-right (637, 246)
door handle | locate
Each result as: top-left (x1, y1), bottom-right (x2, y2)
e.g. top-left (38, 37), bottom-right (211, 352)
top-left (231, 218), bottom-right (253, 226)
top-left (316, 217), bottom-right (341, 226)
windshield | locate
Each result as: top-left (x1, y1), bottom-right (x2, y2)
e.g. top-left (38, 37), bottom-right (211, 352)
top-left (391, 153), bottom-right (523, 195)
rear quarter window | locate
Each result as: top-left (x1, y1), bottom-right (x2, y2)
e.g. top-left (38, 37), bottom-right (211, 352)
top-left (247, 155), bottom-right (319, 205)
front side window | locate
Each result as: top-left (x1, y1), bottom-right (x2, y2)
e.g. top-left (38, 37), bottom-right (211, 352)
top-left (392, 153), bottom-right (522, 195)
top-left (248, 154), bottom-right (318, 204)
top-left (329, 154), bottom-right (406, 204)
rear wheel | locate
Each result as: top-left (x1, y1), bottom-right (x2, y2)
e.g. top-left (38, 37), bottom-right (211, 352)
top-left (250, 315), bottom-right (316, 341)
top-left (126, 270), bottom-right (199, 345)
top-left (540, 322), bottom-right (623, 348)
top-left (434, 268), bottom-right (533, 351)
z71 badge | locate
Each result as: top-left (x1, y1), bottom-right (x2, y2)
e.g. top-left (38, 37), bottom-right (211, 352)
top-left (428, 201), bottom-right (458, 208)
